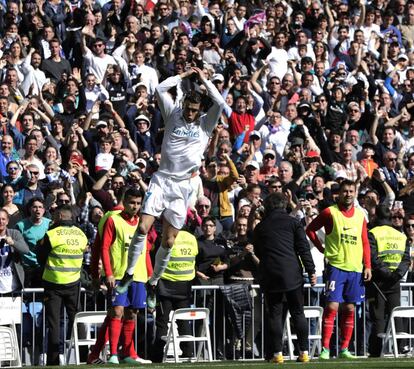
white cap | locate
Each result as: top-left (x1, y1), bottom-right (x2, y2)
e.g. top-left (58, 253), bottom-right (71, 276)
top-left (245, 160), bottom-right (260, 170)
top-left (136, 158), bottom-right (147, 168)
top-left (212, 73), bottom-right (225, 82)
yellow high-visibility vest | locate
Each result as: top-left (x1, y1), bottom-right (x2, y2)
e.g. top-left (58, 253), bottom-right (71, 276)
top-left (161, 231), bottom-right (198, 282)
top-left (370, 225), bottom-right (407, 271)
top-left (325, 205), bottom-right (365, 272)
top-left (110, 213), bottom-right (147, 282)
top-left (43, 226), bottom-right (88, 284)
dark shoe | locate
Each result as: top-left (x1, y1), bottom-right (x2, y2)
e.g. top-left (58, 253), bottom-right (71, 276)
top-left (215, 350), bottom-right (224, 360)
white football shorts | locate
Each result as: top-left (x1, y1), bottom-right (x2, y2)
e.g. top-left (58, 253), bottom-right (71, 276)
top-left (141, 172), bottom-right (193, 229)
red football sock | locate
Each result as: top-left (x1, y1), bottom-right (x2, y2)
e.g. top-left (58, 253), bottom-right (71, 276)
top-left (122, 319), bottom-right (137, 359)
top-left (340, 309), bottom-right (355, 350)
top-left (109, 318), bottom-right (123, 355)
top-left (322, 307), bottom-right (337, 349)
top-left (89, 315), bottom-right (110, 359)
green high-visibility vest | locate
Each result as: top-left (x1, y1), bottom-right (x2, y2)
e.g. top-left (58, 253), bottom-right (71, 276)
top-left (161, 231), bottom-right (198, 282)
top-left (370, 225), bottom-right (407, 271)
top-left (42, 226), bottom-right (88, 284)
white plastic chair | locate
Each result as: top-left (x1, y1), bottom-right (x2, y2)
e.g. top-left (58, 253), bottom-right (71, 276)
top-left (162, 308), bottom-right (212, 363)
top-left (380, 306), bottom-right (414, 358)
top-left (66, 311), bottom-right (107, 365)
top-left (0, 325), bottom-right (21, 367)
top-left (284, 306), bottom-right (323, 360)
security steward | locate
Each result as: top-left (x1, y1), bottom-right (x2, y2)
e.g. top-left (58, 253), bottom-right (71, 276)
top-left (368, 205), bottom-right (410, 357)
top-left (36, 205), bottom-right (88, 366)
top-left (151, 229), bottom-right (198, 362)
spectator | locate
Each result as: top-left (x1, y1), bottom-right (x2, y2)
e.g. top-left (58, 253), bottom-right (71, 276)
top-left (1, 184), bottom-right (23, 227)
top-left (15, 164), bottom-right (44, 207)
top-left (226, 215), bottom-right (260, 356)
top-left (41, 38), bottom-right (72, 83)
top-left (0, 209), bottom-right (29, 294)
top-left (202, 153), bottom-right (238, 231)
top-left (16, 197), bottom-right (51, 287)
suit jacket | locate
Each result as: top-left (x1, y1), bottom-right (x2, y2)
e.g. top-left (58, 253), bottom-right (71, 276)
top-left (253, 208), bottom-right (315, 293)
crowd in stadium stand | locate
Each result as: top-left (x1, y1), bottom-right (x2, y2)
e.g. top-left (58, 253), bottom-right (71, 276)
top-left (1, 0), bottom-right (414, 364)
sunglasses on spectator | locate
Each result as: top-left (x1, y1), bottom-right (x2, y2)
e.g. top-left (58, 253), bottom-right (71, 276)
top-left (58, 199), bottom-right (70, 204)
top-left (8, 166), bottom-right (18, 171)
top-left (270, 185), bottom-right (282, 189)
top-left (387, 157), bottom-right (397, 161)
top-left (197, 204), bottom-right (210, 208)
top-left (405, 224), bottom-right (414, 228)
top-left (30, 171), bottom-right (39, 175)
top-left (392, 215), bottom-right (404, 220)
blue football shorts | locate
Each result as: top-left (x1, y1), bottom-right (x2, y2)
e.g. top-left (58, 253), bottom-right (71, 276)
top-left (109, 281), bottom-right (147, 309)
top-left (324, 264), bottom-right (365, 303)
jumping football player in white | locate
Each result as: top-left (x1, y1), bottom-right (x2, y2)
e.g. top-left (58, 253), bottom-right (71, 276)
top-left (117, 67), bottom-right (225, 298)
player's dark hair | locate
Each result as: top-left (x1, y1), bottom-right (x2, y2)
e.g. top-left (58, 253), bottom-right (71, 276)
top-left (339, 179), bottom-right (356, 191)
top-left (184, 91), bottom-right (203, 105)
top-left (124, 187), bottom-right (144, 200)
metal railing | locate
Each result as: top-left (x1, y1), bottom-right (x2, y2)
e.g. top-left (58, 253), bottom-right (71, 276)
top-left (1, 283), bottom-right (414, 365)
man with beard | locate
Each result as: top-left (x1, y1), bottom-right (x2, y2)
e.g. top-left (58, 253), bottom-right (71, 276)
top-left (21, 49), bottom-right (47, 96)
top-left (306, 180), bottom-right (372, 360)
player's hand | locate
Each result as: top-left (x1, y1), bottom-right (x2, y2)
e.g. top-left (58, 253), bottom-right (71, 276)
top-left (191, 66), bottom-right (206, 81)
top-left (364, 268), bottom-right (372, 282)
top-left (197, 271), bottom-right (210, 281)
top-left (309, 274), bottom-right (317, 286)
top-left (244, 243), bottom-right (254, 254)
top-left (106, 275), bottom-right (116, 289)
top-left (180, 68), bottom-right (195, 79)
top-left (210, 264), bottom-right (225, 272)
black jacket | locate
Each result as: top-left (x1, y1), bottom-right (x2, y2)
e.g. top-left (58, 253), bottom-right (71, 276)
top-left (253, 208), bottom-right (315, 293)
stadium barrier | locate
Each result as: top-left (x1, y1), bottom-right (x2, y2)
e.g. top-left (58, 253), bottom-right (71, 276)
top-left (0, 283), bottom-right (413, 365)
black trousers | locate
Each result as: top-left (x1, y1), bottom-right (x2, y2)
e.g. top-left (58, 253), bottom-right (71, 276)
top-left (44, 282), bottom-right (80, 365)
top-left (152, 296), bottom-right (193, 362)
top-left (265, 286), bottom-right (308, 354)
top-left (368, 287), bottom-right (402, 357)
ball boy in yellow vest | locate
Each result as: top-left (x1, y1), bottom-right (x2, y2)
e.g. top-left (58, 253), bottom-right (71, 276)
top-left (307, 180), bottom-right (372, 360)
top-left (100, 187), bottom-right (152, 364)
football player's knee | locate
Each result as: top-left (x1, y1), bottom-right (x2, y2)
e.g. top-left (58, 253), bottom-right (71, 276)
top-left (138, 223), bottom-right (150, 235)
top-left (165, 235), bottom-right (176, 249)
